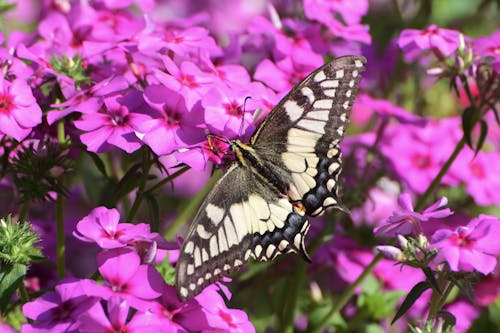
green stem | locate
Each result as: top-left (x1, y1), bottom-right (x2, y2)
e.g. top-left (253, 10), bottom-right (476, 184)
top-left (163, 170), bottom-right (220, 240)
top-left (310, 253), bottom-right (383, 333)
top-left (427, 270), bottom-right (448, 320)
top-left (126, 148), bottom-right (152, 222)
top-left (19, 283), bottom-right (30, 303)
top-left (18, 201), bottom-right (30, 221)
top-left (146, 166), bottom-right (190, 194)
top-left (414, 137), bottom-right (465, 211)
top-left (280, 260), bottom-right (306, 333)
top-left (56, 120), bottom-right (66, 279)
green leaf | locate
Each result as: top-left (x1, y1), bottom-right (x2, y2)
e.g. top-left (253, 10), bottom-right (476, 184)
top-left (461, 106), bottom-right (478, 149)
top-left (422, 267), bottom-right (440, 293)
top-left (85, 151), bottom-right (108, 177)
top-left (474, 120), bottom-right (488, 155)
top-left (156, 255), bottom-right (176, 286)
top-left (392, 281), bottom-right (431, 324)
top-left (0, 264), bottom-right (27, 314)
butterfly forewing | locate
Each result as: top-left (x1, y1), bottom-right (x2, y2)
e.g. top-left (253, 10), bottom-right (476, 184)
top-left (251, 55), bottom-right (366, 216)
top-left (176, 56), bottom-right (366, 300)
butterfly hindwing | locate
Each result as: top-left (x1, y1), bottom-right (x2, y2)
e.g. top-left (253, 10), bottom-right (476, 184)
top-left (176, 56), bottom-right (366, 300)
top-left (176, 164), bottom-right (310, 300)
top-left (251, 56), bottom-right (366, 216)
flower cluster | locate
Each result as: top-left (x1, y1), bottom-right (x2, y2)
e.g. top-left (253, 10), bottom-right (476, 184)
top-left (0, 1), bottom-right (499, 333)
top-left (23, 207), bottom-right (254, 332)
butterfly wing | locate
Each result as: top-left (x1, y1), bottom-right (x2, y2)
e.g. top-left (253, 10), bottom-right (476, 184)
top-left (176, 164), bottom-right (309, 300)
top-left (250, 55), bottom-right (366, 216)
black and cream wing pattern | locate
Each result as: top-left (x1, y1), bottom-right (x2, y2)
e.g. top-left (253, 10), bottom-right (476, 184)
top-left (176, 55), bottom-right (366, 300)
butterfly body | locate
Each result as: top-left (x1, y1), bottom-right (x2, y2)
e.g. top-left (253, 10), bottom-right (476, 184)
top-left (176, 56), bottom-right (366, 300)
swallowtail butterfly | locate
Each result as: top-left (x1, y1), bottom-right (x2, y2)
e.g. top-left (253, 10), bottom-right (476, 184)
top-left (176, 55), bottom-right (366, 300)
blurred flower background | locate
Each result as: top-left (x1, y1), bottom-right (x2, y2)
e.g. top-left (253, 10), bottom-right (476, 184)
top-left (0, 0), bottom-right (499, 332)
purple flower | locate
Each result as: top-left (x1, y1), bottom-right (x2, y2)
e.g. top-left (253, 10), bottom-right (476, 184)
top-left (450, 149), bottom-right (500, 206)
top-left (472, 30), bottom-right (500, 73)
top-left (398, 24), bottom-right (461, 61)
top-left (254, 55), bottom-right (322, 93)
top-left (374, 193), bottom-right (453, 237)
top-left (380, 119), bottom-right (461, 193)
top-left (22, 279), bottom-right (100, 332)
top-left (303, 0), bottom-right (371, 44)
top-left (352, 94), bottom-right (427, 127)
top-left (48, 76), bottom-right (129, 124)
top-left (74, 207), bottom-right (151, 249)
top-left (77, 296), bottom-right (158, 333)
top-left (137, 85), bottom-right (206, 156)
top-left (97, 248), bottom-right (166, 308)
top-left (0, 76), bottom-right (42, 141)
top-left (431, 214), bottom-right (500, 274)
top-left (196, 288), bottom-right (256, 333)
top-left (74, 206), bottom-right (177, 264)
top-left (74, 89), bottom-right (153, 153)
top-left (202, 82), bottom-right (261, 138)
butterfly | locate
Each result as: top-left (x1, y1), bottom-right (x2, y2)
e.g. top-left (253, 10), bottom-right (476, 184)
top-left (175, 55), bottom-right (366, 300)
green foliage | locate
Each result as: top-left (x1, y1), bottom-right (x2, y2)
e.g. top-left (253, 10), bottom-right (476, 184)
top-left (0, 216), bottom-right (43, 314)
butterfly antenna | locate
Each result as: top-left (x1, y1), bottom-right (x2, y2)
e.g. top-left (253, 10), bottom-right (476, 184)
top-left (238, 96), bottom-right (252, 138)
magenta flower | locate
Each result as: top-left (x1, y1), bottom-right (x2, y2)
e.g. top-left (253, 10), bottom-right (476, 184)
top-left (74, 207), bottom-right (151, 249)
top-left (74, 206), bottom-right (177, 264)
top-left (22, 279), bottom-right (100, 332)
top-left (77, 296), bottom-right (158, 333)
top-left (472, 30), bottom-right (500, 73)
top-left (74, 89), bottom-right (152, 153)
top-left (152, 57), bottom-right (215, 109)
top-left (398, 24), bottom-right (461, 61)
top-left (450, 150), bottom-right (500, 206)
top-left (137, 85), bottom-right (206, 156)
top-left (0, 76), bottom-right (42, 141)
top-left (48, 76), bottom-right (129, 124)
top-left (196, 288), bottom-right (256, 333)
top-left (431, 214), bottom-right (500, 274)
top-left (97, 248), bottom-right (166, 308)
top-left (254, 55), bottom-right (322, 93)
top-left (303, 0), bottom-right (371, 44)
top-left (353, 94), bottom-right (427, 126)
top-left (374, 193), bottom-right (453, 237)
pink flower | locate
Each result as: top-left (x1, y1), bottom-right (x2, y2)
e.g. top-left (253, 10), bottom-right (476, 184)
top-left (22, 279), bottom-right (100, 332)
top-left (450, 149), bottom-right (500, 206)
top-left (97, 248), bottom-right (166, 308)
top-left (352, 94), bottom-right (427, 126)
top-left (398, 24), bottom-right (461, 61)
top-left (0, 77), bottom-right (42, 141)
top-left (74, 89), bottom-right (153, 153)
top-left (374, 193), bottom-right (453, 237)
top-left (431, 214), bottom-right (500, 274)
top-left (472, 30), bottom-right (500, 73)
top-left (137, 85), bottom-right (206, 156)
top-left (196, 288), bottom-right (256, 333)
top-left (77, 296), bottom-right (158, 333)
top-left (74, 207), bottom-right (151, 249)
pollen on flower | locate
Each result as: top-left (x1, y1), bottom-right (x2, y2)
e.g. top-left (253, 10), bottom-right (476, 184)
top-left (0, 93), bottom-right (14, 114)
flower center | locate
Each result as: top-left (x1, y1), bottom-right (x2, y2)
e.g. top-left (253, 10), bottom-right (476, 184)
top-left (470, 161), bottom-right (485, 179)
top-left (0, 93), bottom-right (14, 114)
top-left (164, 108), bottom-right (181, 127)
top-left (411, 153), bottom-right (432, 169)
top-left (179, 73), bottom-right (198, 88)
top-left (219, 309), bottom-right (237, 328)
top-left (450, 227), bottom-right (474, 249)
top-left (224, 100), bottom-right (243, 116)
